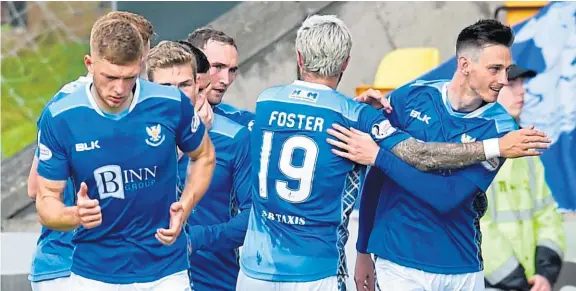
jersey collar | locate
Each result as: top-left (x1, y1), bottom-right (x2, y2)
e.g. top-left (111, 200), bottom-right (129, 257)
top-left (85, 78), bottom-right (141, 119)
top-left (78, 74), bottom-right (93, 83)
top-left (292, 80), bottom-right (333, 91)
top-left (441, 82), bottom-right (495, 119)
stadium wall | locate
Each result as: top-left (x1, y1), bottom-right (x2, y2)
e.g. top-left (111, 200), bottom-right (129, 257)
top-left (210, 1), bottom-right (503, 110)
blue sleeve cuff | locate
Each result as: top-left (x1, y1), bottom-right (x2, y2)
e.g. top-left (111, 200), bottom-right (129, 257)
top-left (187, 224), bottom-right (206, 252)
top-left (37, 165), bottom-right (69, 181)
top-left (356, 241), bottom-right (369, 254)
top-left (375, 129), bottom-right (411, 152)
top-left (375, 147), bottom-right (392, 171)
top-left (179, 122), bottom-right (206, 154)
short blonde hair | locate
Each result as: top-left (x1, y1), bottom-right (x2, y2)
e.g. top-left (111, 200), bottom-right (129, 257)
top-left (95, 11), bottom-right (155, 44)
top-left (146, 41), bottom-right (197, 81)
top-left (295, 15), bottom-right (352, 78)
top-left (90, 18), bottom-right (144, 65)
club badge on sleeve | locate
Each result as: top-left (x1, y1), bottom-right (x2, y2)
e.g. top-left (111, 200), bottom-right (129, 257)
top-left (371, 120), bottom-right (396, 140)
top-left (191, 115), bottom-right (200, 133)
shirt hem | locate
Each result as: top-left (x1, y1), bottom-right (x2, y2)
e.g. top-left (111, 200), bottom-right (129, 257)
top-left (240, 262), bottom-right (335, 282)
top-left (374, 252), bottom-right (482, 274)
top-left (71, 266), bottom-right (187, 284)
top-left (28, 270), bottom-right (71, 282)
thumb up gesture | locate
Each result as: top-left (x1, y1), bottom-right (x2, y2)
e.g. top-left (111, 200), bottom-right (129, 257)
top-left (76, 182), bottom-right (102, 229)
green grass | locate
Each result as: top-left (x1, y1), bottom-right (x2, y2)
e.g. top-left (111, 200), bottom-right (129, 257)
top-left (1, 42), bottom-right (89, 158)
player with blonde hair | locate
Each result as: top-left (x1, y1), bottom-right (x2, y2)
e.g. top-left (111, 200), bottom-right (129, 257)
top-left (35, 18), bottom-right (215, 291)
top-left (147, 40), bottom-right (253, 291)
top-left (27, 11), bottom-right (156, 291)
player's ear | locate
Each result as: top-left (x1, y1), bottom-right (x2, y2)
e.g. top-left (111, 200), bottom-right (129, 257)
top-left (296, 51), bottom-right (304, 69)
top-left (84, 55), bottom-right (94, 75)
top-left (457, 55), bottom-right (470, 76)
top-left (341, 55), bottom-right (351, 72)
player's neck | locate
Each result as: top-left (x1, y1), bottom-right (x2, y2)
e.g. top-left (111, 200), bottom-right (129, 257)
top-left (447, 76), bottom-right (485, 113)
top-left (300, 72), bottom-right (339, 90)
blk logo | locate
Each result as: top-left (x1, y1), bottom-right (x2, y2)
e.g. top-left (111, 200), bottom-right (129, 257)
top-left (76, 141), bottom-right (100, 152)
top-left (410, 110), bottom-right (431, 124)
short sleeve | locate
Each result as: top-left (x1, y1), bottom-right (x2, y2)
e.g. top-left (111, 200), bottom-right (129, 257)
top-left (177, 91), bottom-right (206, 153)
top-left (356, 104), bottom-right (411, 151)
top-left (213, 104), bottom-right (256, 131)
top-left (385, 89), bottom-right (408, 128)
top-left (234, 110), bottom-right (255, 129)
top-left (37, 111), bottom-right (69, 181)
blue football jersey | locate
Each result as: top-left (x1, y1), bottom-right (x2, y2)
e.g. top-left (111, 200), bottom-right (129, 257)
top-left (213, 103), bottom-right (255, 130)
top-left (178, 114), bottom-right (252, 291)
top-left (36, 78), bottom-right (206, 284)
top-left (29, 76), bottom-right (90, 283)
top-left (363, 80), bottom-right (518, 274)
top-left (240, 80), bottom-right (410, 282)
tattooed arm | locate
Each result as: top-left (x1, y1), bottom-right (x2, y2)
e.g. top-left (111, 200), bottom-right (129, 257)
top-left (391, 137), bottom-right (486, 171)
top-left (327, 125), bottom-right (550, 172)
top-left (346, 85), bottom-right (551, 171)
top-left (389, 126), bottom-right (550, 171)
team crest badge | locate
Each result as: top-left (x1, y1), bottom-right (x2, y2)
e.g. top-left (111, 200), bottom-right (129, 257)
top-left (145, 124), bottom-right (165, 147)
top-left (461, 133), bottom-right (476, 143)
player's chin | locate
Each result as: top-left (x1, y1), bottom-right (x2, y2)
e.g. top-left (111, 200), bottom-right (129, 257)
top-left (483, 90), bottom-right (500, 103)
top-left (106, 97), bottom-right (126, 107)
top-left (207, 95), bottom-right (223, 105)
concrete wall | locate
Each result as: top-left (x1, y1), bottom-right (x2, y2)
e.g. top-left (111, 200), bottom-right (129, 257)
top-left (117, 1), bottom-right (239, 44)
top-left (207, 1), bottom-right (502, 111)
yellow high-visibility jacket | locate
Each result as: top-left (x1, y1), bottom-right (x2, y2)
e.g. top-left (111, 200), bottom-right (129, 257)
top-left (481, 157), bottom-right (566, 290)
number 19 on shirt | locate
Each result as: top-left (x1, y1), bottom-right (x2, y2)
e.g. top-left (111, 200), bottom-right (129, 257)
top-left (258, 131), bottom-right (318, 203)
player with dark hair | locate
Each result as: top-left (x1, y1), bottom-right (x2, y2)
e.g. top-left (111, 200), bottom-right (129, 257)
top-left (175, 40), bottom-right (211, 94)
top-left (176, 41), bottom-right (210, 74)
top-left (239, 15), bottom-right (550, 291)
top-left (187, 27), bottom-right (255, 130)
top-left (333, 19), bottom-right (550, 291)
top-left (175, 40), bottom-right (216, 128)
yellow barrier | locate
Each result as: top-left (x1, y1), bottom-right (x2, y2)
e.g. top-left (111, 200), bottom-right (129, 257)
top-left (496, 1), bottom-right (548, 26)
top-left (355, 48), bottom-right (440, 97)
